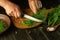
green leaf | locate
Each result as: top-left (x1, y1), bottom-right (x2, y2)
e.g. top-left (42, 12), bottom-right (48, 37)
top-left (0, 20), bottom-right (8, 33)
top-left (22, 8), bottom-right (47, 26)
top-left (48, 5), bottom-right (60, 26)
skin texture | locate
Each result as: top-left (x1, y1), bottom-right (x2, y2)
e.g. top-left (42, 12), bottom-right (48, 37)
top-left (0, 0), bottom-right (21, 18)
top-left (0, 0), bottom-right (42, 18)
top-left (28, 0), bottom-right (42, 13)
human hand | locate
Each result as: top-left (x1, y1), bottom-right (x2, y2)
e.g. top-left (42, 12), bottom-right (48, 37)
top-left (28, 0), bottom-right (42, 13)
top-left (3, 1), bottom-right (21, 18)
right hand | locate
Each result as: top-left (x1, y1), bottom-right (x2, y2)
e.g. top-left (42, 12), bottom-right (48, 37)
top-left (3, 1), bottom-right (21, 18)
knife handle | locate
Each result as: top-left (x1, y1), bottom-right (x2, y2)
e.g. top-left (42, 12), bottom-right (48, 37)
top-left (20, 11), bottom-right (25, 18)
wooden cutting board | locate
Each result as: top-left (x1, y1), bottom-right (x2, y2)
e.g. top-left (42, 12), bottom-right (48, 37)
top-left (11, 9), bottom-right (53, 29)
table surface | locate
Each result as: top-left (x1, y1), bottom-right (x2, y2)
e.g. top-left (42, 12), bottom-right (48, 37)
top-left (0, 1), bottom-right (60, 40)
top-left (0, 7), bottom-right (60, 40)
top-left (0, 24), bottom-right (60, 40)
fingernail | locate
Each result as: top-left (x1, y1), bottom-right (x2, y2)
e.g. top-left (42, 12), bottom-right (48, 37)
top-left (40, 4), bottom-right (42, 8)
top-left (38, 1), bottom-right (42, 8)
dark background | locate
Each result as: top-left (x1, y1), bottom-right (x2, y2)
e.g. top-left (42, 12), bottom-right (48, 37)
top-left (10, 0), bottom-right (60, 9)
top-left (0, 0), bottom-right (60, 40)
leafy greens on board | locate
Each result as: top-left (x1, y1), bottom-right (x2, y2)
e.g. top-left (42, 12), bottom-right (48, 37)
top-left (48, 5), bottom-right (60, 26)
top-left (21, 5), bottom-right (60, 27)
top-left (21, 8), bottom-right (47, 26)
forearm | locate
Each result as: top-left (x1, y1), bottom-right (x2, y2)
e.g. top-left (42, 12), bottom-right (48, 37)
top-left (0, 0), bottom-right (9, 8)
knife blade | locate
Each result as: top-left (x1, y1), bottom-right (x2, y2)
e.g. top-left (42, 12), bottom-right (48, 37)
top-left (24, 14), bottom-right (43, 22)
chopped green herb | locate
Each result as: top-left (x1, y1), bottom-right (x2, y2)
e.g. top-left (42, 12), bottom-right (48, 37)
top-left (22, 20), bottom-right (36, 26)
top-left (21, 8), bottom-right (47, 26)
top-left (0, 19), bottom-right (8, 33)
top-left (48, 5), bottom-right (60, 26)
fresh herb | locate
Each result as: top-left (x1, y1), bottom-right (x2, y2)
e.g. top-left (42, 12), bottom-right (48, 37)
top-left (55, 16), bottom-right (60, 25)
top-left (22, 8), bottom-right (47, 26)
top-left (22, 20), bottom-right (36, 26)
top-left (32, 8), bottom-right (47, 21)
top-left (48, 5), bottom-right (60, 26)
top-left (0, 20), bottom-right (8, 33)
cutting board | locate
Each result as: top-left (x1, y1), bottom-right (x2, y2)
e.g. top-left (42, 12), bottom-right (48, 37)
top-left (11, 9), bottom-right (53, 29)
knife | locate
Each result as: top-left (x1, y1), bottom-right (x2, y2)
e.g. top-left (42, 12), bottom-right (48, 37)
top-left (23, 14), bottom-right (43, 22)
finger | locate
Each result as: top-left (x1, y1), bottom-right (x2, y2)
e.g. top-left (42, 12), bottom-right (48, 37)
top-left (16, 9), bottom-right (21, 18)
top-left (16, 11), bottom-right (20, 18)
top-left (34, 0), bottom-right (38, 9)
top-left (35, 0), bottom-right (42, 10)
top-left (28, 0), bottom-right (37, 13)
top-left (7, 13), bottom-right (11, 16)
top-left (6, 12), bottom-right (11, 16)
top-left (13, 8), bottom-right (20, 18)
top-left (9, 13), bottom-right (11, 16)
top-left (38, 0), bottom-right (42, 9)
top-left (9, 13), bottom-right (13, 16)
top-left (10, 11), bottom-right (14, 16)
top-left (13, 9), bottom-right (17, 18)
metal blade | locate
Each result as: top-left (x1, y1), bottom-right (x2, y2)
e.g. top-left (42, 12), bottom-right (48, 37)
top-left (24, 14), bottom-right (43, 22)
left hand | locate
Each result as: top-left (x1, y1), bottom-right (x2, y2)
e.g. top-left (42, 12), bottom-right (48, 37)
top-left (28, 0), bottom-right (42, 14)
